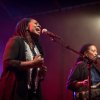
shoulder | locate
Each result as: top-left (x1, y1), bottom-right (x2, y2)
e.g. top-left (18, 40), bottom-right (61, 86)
top-left (9, 36), bottom-right (23, 41)
top-left (74, 61), bottom-right (87, 71)
top-left (7, 36), bottom-right (24, 45)
top-left (76, 61), bottom-right (86, 66)
top-left (5, 36), bottom-right (25, 50)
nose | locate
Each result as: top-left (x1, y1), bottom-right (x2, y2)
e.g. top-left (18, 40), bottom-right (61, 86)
top-left (95, 52), bottom-right (98, 56)
top-left (37, 24), bottom-right (41, 29)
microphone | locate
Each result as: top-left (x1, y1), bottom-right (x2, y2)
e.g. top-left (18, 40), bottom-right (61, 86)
top-left (42, 28), bottom-right (61, 39)
top-left (97, 55), bottom-right (100, 59)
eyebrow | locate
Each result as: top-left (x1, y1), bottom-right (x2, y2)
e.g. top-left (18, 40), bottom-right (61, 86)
top-left (89, 49), bottom-right (97, 51)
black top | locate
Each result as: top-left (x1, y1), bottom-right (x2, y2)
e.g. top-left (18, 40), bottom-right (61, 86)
top-left (67, 58), bottom-right (100, 92)
top-left (0, 36), bottom-right (44, 100)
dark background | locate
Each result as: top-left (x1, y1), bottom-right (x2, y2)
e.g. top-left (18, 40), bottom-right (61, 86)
top-left (0, 0), bottom-right (100, 100)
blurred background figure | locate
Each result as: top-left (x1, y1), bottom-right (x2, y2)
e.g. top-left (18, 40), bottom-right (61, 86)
top-left (67, 43), bottom-right (100, 100)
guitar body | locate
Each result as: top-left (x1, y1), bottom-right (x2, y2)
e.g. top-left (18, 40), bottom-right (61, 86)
top-left (74, 83), bottom-right (100, 100)
top-left (74, 91), bottom-right (88, 100)
top-left (74, 88), bottom-right (100, 100)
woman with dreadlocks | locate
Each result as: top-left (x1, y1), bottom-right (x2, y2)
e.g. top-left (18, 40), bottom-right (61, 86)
top-left (0, 18), bottom-right (47, 100)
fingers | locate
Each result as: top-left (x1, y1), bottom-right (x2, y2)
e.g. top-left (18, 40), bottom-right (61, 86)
top-left (34, 55), bottom-right (44, 61)
top-left (33, 54), bottom-right (41, 59)
top-left (41, 65), bottom-right (47, 72)
top-left (84, 79), bottom-right (88, 83)
top-left (82, 79), bottom-right (88, 86)
top-left (32, 55), bottom-right (44, 67)
top-left (33, 54), bottom-right (38, 59)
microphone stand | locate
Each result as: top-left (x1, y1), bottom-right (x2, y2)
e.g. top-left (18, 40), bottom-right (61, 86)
top-left (49, 36), bottom-right (92, 100)
top-left (87, 62), bottom-right (91, 100)
top-left (49, 36), bottom-right (82, 55)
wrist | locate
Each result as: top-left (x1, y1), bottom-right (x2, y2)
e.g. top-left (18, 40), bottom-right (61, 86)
top-left (77, 81), bottom-right (83, 87)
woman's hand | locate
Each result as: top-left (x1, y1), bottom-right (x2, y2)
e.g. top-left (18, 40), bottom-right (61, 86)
top-left (20, 54), bottom-right (44, 69)
top-left (81, 79), bottom-right (88, 87)
top-left (32, 55), bottom-right (44, 67)
top-left (75, 79), bottom-right (88, 88)
top-left (78, 79), bottom-right (88, 87)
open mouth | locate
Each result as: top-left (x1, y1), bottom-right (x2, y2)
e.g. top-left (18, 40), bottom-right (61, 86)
top-left (36, 27), bottom-right (41, 33)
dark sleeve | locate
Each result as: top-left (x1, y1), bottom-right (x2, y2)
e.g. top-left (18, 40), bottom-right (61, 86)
top-left (67, 62), bottom-right (85, 91)
top-left (3, 37), bottom-right (22, 70)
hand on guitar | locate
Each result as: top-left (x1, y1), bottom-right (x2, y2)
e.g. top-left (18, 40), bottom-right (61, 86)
top-left (81, 79), bottom-right (88, 87)
top-left (76, 79), bottom-right (88, 88)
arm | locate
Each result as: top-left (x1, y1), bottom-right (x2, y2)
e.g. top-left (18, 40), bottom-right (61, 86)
top-left (20, 55), bottom-right (44, 69)
top-left (74, 79), bottom-right (88, 88)
top-left (3, 37), bottom-right (44, 70)
top-left (67, 62), bottom-right (88, 91)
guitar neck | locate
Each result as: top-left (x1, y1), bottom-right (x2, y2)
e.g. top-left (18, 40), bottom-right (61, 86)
top-left (91, 82), bottom-right (100, 89)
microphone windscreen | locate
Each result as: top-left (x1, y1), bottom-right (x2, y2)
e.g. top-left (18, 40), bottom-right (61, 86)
top-left (42, 28), bottom-right (48, 34)
top-left (97, 55), bottom-right (100, 59)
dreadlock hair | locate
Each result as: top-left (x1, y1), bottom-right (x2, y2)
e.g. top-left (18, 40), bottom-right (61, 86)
top-left (14, 18), bottom-right (44, 56)
top-left (14, 18), bottom-right (36, 50)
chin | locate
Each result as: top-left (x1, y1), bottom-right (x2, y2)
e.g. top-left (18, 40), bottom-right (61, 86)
top-left (30, 32), bottom-right (40, 39)
top-left (37, 33), bottom-right (40, 35)
top-left (36, 34), bottom-right (40, 37)
top-left (35, 33), bottom-right (40, 37)
top-left (35, 32), bottom-right (40, 36)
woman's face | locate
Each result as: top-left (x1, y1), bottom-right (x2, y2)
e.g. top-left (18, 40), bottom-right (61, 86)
top-left (84, 45), bottom-right (98, 60)
top-left (28, 19), bottom-right (41, 36)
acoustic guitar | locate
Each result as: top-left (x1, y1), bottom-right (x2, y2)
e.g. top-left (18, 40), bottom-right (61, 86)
top-left (74, 82), bottom-right (100, 100)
